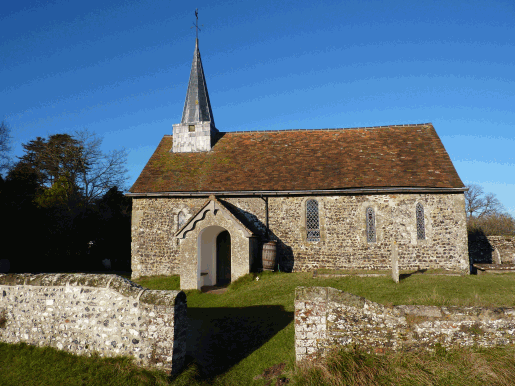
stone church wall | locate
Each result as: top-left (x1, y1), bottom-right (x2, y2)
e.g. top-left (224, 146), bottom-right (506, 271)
top-left (130, 192), bottom-right (468, 281)
top-left (0, 273), bottom-right (187, 375)
top-left (295, 286), bottom-right (515, 362)
top-left (131, 197), bottom-right (206, 278)
top-left (269, 193), bottom-right (468, 273)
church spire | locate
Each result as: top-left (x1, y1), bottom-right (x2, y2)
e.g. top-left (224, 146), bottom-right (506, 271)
top-left (172, 10), bottom-right (219, 153)
top-left (181, 38), bottom-right (215, 127)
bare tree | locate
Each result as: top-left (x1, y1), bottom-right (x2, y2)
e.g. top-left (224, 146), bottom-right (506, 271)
top-left (468, 212), bottom-right (515, 236)
top-left (482, 193), bottom-right (503, 218)
top-left (464, 183), bottom-right (504, 219)
top-left (74, 129), bottom-right (129, 204)
top-left (0, 120), bottom-right (12, 174)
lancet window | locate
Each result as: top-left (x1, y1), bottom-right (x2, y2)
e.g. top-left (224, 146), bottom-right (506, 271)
top-left (416, 203), bottom-right (425, 240)
top-left (306, 199), bottom-right (320, 242)
top-left (366, 207), bottom-right (376, 243)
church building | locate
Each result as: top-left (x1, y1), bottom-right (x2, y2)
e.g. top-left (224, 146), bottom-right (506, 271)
top-left (127, 37), bottom-right (469, 289)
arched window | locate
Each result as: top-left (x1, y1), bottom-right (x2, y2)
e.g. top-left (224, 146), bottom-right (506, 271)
top-left (178, 211), bottom-right (187, 229)
top-left (306, 199), bottom-right (320, 242)
top-left (366, 207), bottom-right (376, 243)
top-left (416, 203), bottom-right (425, 240)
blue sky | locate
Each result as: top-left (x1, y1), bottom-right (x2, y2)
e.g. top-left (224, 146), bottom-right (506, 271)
top-left (2, 0), bottom-right (514, 214)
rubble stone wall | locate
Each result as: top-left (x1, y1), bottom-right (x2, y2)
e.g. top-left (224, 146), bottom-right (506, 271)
top-left (268, 193), bottom-right (468, 273)
top-left (295, 286), bottom-right (515, 362)
top-left (469, 235), bottom-right (515, 265)
top-left (0, 273), bottom-right (187, 375)
top-left (131, 197), bottom-right (207, 279)
top-left (131, 193), bottom-right (469, 280)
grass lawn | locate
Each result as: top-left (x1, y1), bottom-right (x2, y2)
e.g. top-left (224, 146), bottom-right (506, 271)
top-left (2, 271), bottom-right (515, 385)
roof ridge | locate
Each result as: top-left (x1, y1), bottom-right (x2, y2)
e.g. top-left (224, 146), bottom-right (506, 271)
top-left (162, 123), bottom-right (433, 137)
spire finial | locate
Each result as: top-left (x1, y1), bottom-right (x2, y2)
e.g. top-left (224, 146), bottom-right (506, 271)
top-left (192, 8), bottom-right (202, 40)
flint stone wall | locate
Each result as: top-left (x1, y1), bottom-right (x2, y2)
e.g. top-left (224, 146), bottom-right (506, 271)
top-left (469, 235), bottom-right (515, 265)
top-left (0, 273), bottom-right (187, 375)
top-left (295, 286), bottom-right (515, 362)
top-left (131, 193), bottom-right (468, 281)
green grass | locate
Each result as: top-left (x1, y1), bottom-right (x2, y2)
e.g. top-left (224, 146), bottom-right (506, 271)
top-left (0, 342), bottom-right (170, 386)
top-left (136, 275), bottom-right (181, 290)
top-left (3, 271), bottom-right (515, 385)
top-left (317, 267), bottom-right (462, 275)
top-left (294, 345), bottom-right (515, 386)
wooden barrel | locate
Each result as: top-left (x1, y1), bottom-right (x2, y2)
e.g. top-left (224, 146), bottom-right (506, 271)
top-left (262, 240), bottom-right (277, 271)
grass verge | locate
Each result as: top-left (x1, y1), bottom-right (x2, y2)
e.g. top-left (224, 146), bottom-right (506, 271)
top-left (0, 342), bottom-right (170, 386)
top-left (294, 344), bottom-right (515, 386)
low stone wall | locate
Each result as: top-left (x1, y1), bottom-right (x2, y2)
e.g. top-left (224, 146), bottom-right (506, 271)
top-left (295, 286), bottom-right (515, 362)
top-left (469, 235), bottom-right (515, 265)
top-left (487, 236), bottom-right (515, 263)
top-left (0, 274), bottom-right (187, 374)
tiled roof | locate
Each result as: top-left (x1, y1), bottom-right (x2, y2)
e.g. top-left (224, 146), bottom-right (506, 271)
top-left (129, 123), bottom-right (464, 194)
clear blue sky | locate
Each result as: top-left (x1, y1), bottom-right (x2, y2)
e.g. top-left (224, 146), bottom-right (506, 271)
top-left (2, 0), bottom-right (514, 214)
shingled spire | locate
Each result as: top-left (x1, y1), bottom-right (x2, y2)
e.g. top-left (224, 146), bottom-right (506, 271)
top-left (172, 37), bottom-right (219, 153)
top-left (181, 38), bottom-right (215, 126)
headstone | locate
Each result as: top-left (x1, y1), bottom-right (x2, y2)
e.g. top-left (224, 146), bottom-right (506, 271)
top-left (391, 242), bottom-right (399, 283)
top-left (493, 248), bottom-right (501, 264)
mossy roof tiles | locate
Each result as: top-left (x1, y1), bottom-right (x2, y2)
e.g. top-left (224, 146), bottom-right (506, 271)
top-left (129, 123), bottom-right (464, 194)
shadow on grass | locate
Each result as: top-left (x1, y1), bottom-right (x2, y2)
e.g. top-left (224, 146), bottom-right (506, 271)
top-left (399, 268), bottom-right (427, 281)
top-left (185, 305), bottom-right (293, 380)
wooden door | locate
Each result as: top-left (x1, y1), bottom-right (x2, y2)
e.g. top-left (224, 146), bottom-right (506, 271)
top-left (216, 231), bottom-right (231, 285)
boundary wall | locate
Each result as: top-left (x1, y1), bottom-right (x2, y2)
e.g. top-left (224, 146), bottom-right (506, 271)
top-left (469, 235), bottom-right (515, 265)
top-left (295, 286), bottom-right (515, 362)
top-left (0, 273), bottom-right (187, 374)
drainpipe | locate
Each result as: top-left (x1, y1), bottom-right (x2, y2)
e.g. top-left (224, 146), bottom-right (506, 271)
top-left (260, 195), bottom-right (269, 240)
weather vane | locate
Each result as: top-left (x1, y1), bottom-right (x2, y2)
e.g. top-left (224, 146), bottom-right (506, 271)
top-left (191, 8), bottom-right (203, 40)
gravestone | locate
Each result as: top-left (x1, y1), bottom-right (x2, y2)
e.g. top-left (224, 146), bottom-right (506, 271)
top-left (391, 242), bottom-right (399, 283)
